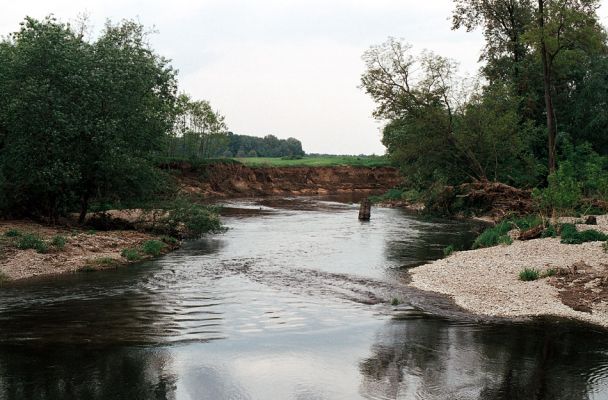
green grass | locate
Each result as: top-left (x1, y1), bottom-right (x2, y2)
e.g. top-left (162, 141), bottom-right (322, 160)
top-left (443, 245), bottom-right (455, 257)
top-left (519, 268), bottom-right (540, 281)
top-left (16, 234), bottom-right (48, 253)
top-left (141, 240), bottom-right (165, 256)
top-left (560, 223), bottom-right (608, 244)
top-left (4, 229), bottom-right (22, 237)
top-left (472, 220), bottom-right (513, 249)
top-left (236, 155), bottom-right (391, 168)
top-left (542, 268), bottom-right (557, 278)
top-left (391, 298), bottom-right (400, 306)
top-left (121, 248), bottom-right (141, 261)
top-left (51, 235), bottom-right (66, 250)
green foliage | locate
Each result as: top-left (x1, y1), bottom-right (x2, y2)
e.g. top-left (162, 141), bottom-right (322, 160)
top-left (121, 248), bottom-right (141, 261)
top-left (153, 198), bottom-right (226, 239)
top-left (542, 268), bottom-right (557, 278)
top-left (533, 162), bottom-right (582, 216)
top-left (519, 268), bottom-right (540, 282)
top-left (472, 221), bottom-right (512, 249)
top-left (237, 155), bottom-right (390, 168)
top-left (391, 298), bottom-right (400, 306)
top-left (443, 245), bottom-right (455, 257)
top-left (541, 224), bottom-right (558, 238)
top-left (0, 17), bottom-right (178, 220)
top-left (50, 235), bottom-right (66, 250)
top-left (16, 234), bottom-right (48, 253)
top-left (141, 240), bottom-right (165, 256)
top-left (160, 235), bottom-right (179, 245)
top-left (4, 229), bottom-right (21, 237)
top-left (560, 224), bottom-right (608, 244)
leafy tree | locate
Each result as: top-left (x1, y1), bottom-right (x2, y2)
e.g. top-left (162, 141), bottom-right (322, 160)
top-left (0, 17), bottom-right (177, 221)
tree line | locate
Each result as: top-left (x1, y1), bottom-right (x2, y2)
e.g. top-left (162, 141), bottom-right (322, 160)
top-left (361, 0), bottom-right (608, 210)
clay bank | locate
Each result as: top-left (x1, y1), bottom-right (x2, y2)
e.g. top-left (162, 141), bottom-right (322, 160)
top-left (174, 163), bottom-right (403, 197)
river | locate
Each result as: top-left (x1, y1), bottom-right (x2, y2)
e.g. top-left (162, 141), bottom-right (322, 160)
top-left (0, 197), bottom-right (607, 399)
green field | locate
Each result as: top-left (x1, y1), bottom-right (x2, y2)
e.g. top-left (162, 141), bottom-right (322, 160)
top-left (235, 155), bottom-right (391, 168)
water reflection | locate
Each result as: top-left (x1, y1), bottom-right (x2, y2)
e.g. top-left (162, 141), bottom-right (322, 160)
top-left (360, 319), bottom-right (608, 400)
top-left (0, 345), bottom-right (176, 400)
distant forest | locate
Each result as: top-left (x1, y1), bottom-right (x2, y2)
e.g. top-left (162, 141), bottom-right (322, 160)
top-left (221, 133), bottom-right (304, 158)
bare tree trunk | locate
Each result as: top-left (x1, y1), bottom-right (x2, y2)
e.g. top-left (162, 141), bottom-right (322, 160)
top-left (538, 0), bottom-right (557, 174)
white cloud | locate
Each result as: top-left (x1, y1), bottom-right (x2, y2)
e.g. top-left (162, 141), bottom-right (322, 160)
top-left (2, 0), bottom-right (608, 154)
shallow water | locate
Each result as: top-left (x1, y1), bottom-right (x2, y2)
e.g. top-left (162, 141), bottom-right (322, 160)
top-left (0, 197), bottom-right (607, 400)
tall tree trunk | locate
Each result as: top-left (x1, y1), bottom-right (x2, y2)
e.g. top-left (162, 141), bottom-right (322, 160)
top-left (78, 191), bottom-right (89, 224)
top-left (538, 0), bottom-right (557, 174)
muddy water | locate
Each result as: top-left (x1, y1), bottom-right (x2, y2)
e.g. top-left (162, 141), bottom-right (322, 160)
top-left (0, 197), bottom-right (607, 400)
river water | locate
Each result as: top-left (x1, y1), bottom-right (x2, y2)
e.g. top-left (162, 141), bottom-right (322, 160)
top-left (0, 197), bottom-right (608, 400)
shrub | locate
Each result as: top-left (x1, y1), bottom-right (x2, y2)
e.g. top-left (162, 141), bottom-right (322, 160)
top-left (532, 162), bottom-right (581, 217)
top-left (541, 224), bottom-right (558, 238)
top-left (519, 268), bottom-right (540, 281)
top-left (141, 240), bottom-right (165, 256)
top-left (51, 235), bottom-right (66, 250)
top-left (542, 268), bottom-right (557, 278)
top-left (4, 229), bottom-right (21, 237)
top-left (472, 221), bottom-right (512, 249)
top-left (391, 298), bottom-right (400, 306)
top-left (156, 199), bottom-right (226, 239)
top-left (560, 223), bottom-right (608, 244)
top-left (121, 248), bottom-right (141, 261)
top-left (160, 235), bottom-right (179, 245)
top-left (17, 234), bottom-right (48, 253)
top-left (443, 244), bottom-right (455, 257)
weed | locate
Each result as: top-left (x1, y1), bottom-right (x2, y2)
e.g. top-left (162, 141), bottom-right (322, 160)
top-left (4, 229), bottom-right (21, 237)
top-left (519, 268), bottom-right (540, 281)
top-left (51, 235), bottom-right (66, 250)
top-left (17, 234), bottom-right (48, 253)
top-left (472, 221), bottom-right (512, 249)
top-left (121, 248), bottom-right (141, 261)
top-left (604, 241), bottom-right (608, 253)
top-left (560, 223), bottom-right (608, 244)
top-left (541, 268), bottom-right (557, 278)
top-left (141, 240), bottom-right (165, 256)
top-left (86, 257), bottom-right (119, 268)
top-left (391, 298), bottom-right (400, 306)
top-left (160, 235), bottom-right (179, 246)
top-left (443, 245), bottom-right (455, 257)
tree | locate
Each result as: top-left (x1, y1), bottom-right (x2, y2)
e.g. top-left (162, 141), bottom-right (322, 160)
top-left (0, 17), bottom-right (178, 221)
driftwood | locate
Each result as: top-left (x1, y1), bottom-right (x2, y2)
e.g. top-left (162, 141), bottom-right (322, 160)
top-left (518, 225), bottom-right (544, 241)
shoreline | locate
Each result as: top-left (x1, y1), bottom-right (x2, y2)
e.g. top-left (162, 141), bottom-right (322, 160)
top-left (0, 220), bottom-right (179, 283)
top-left (408, 216), bottom-right (608, 330)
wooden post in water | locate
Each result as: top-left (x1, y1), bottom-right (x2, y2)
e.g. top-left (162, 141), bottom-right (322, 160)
top-left (359, 197), bottom-right (371, 221)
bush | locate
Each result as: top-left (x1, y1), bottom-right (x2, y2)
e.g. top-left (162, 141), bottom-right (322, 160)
top-left (541, 224), bottom-right (558, 238)
top-left (4, 229), bottom-right (21, 237)
top-left (141, 240), bottom-right (165, 256)
top-left (51, 235), bottom-right (66, 250)
top-left (519, 268), bottom-right (540, 281)
top-left (121, 248), bottom-right (141, 261)
top-left (472, 221), bottom-right (512, 249)
top-left (17, 234), bottom-right (48, 253)
top-left (160, 235), bottom-right (179, 245)
top-left (532, 162), bottom-right (581, 217)
top-left (156, 198), bottom-right (226, 239)
top-left (443, 244), bottom-right (455, 257)
top-left (560, 223), bottom-right (608, 244)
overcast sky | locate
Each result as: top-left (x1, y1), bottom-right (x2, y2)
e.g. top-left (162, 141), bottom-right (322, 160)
top-left (2, 1), bottom-right (608, 155)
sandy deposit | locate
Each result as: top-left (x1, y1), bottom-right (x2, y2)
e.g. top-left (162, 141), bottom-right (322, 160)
top-left (409, 215), bottom-right (608, 328)
top-left (0, 220), bottom-right (173, 281)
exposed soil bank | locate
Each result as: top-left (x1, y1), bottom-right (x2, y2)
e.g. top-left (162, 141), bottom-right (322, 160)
top-left (409, 215), bottom-right (608, 329)
top-left (176, 164), bottom-right (403, 197)
top-left (0, 220), bottom-right (176, 282)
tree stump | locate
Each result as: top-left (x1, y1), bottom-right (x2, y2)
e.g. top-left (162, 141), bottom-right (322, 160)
top-left (359, 198), bottom-right (371, 221)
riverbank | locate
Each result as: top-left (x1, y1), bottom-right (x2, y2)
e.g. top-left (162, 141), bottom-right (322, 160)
top-left (409, 215), bottom-right (608, 329)
top-left (0, 220), bottom-right (178, 282)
